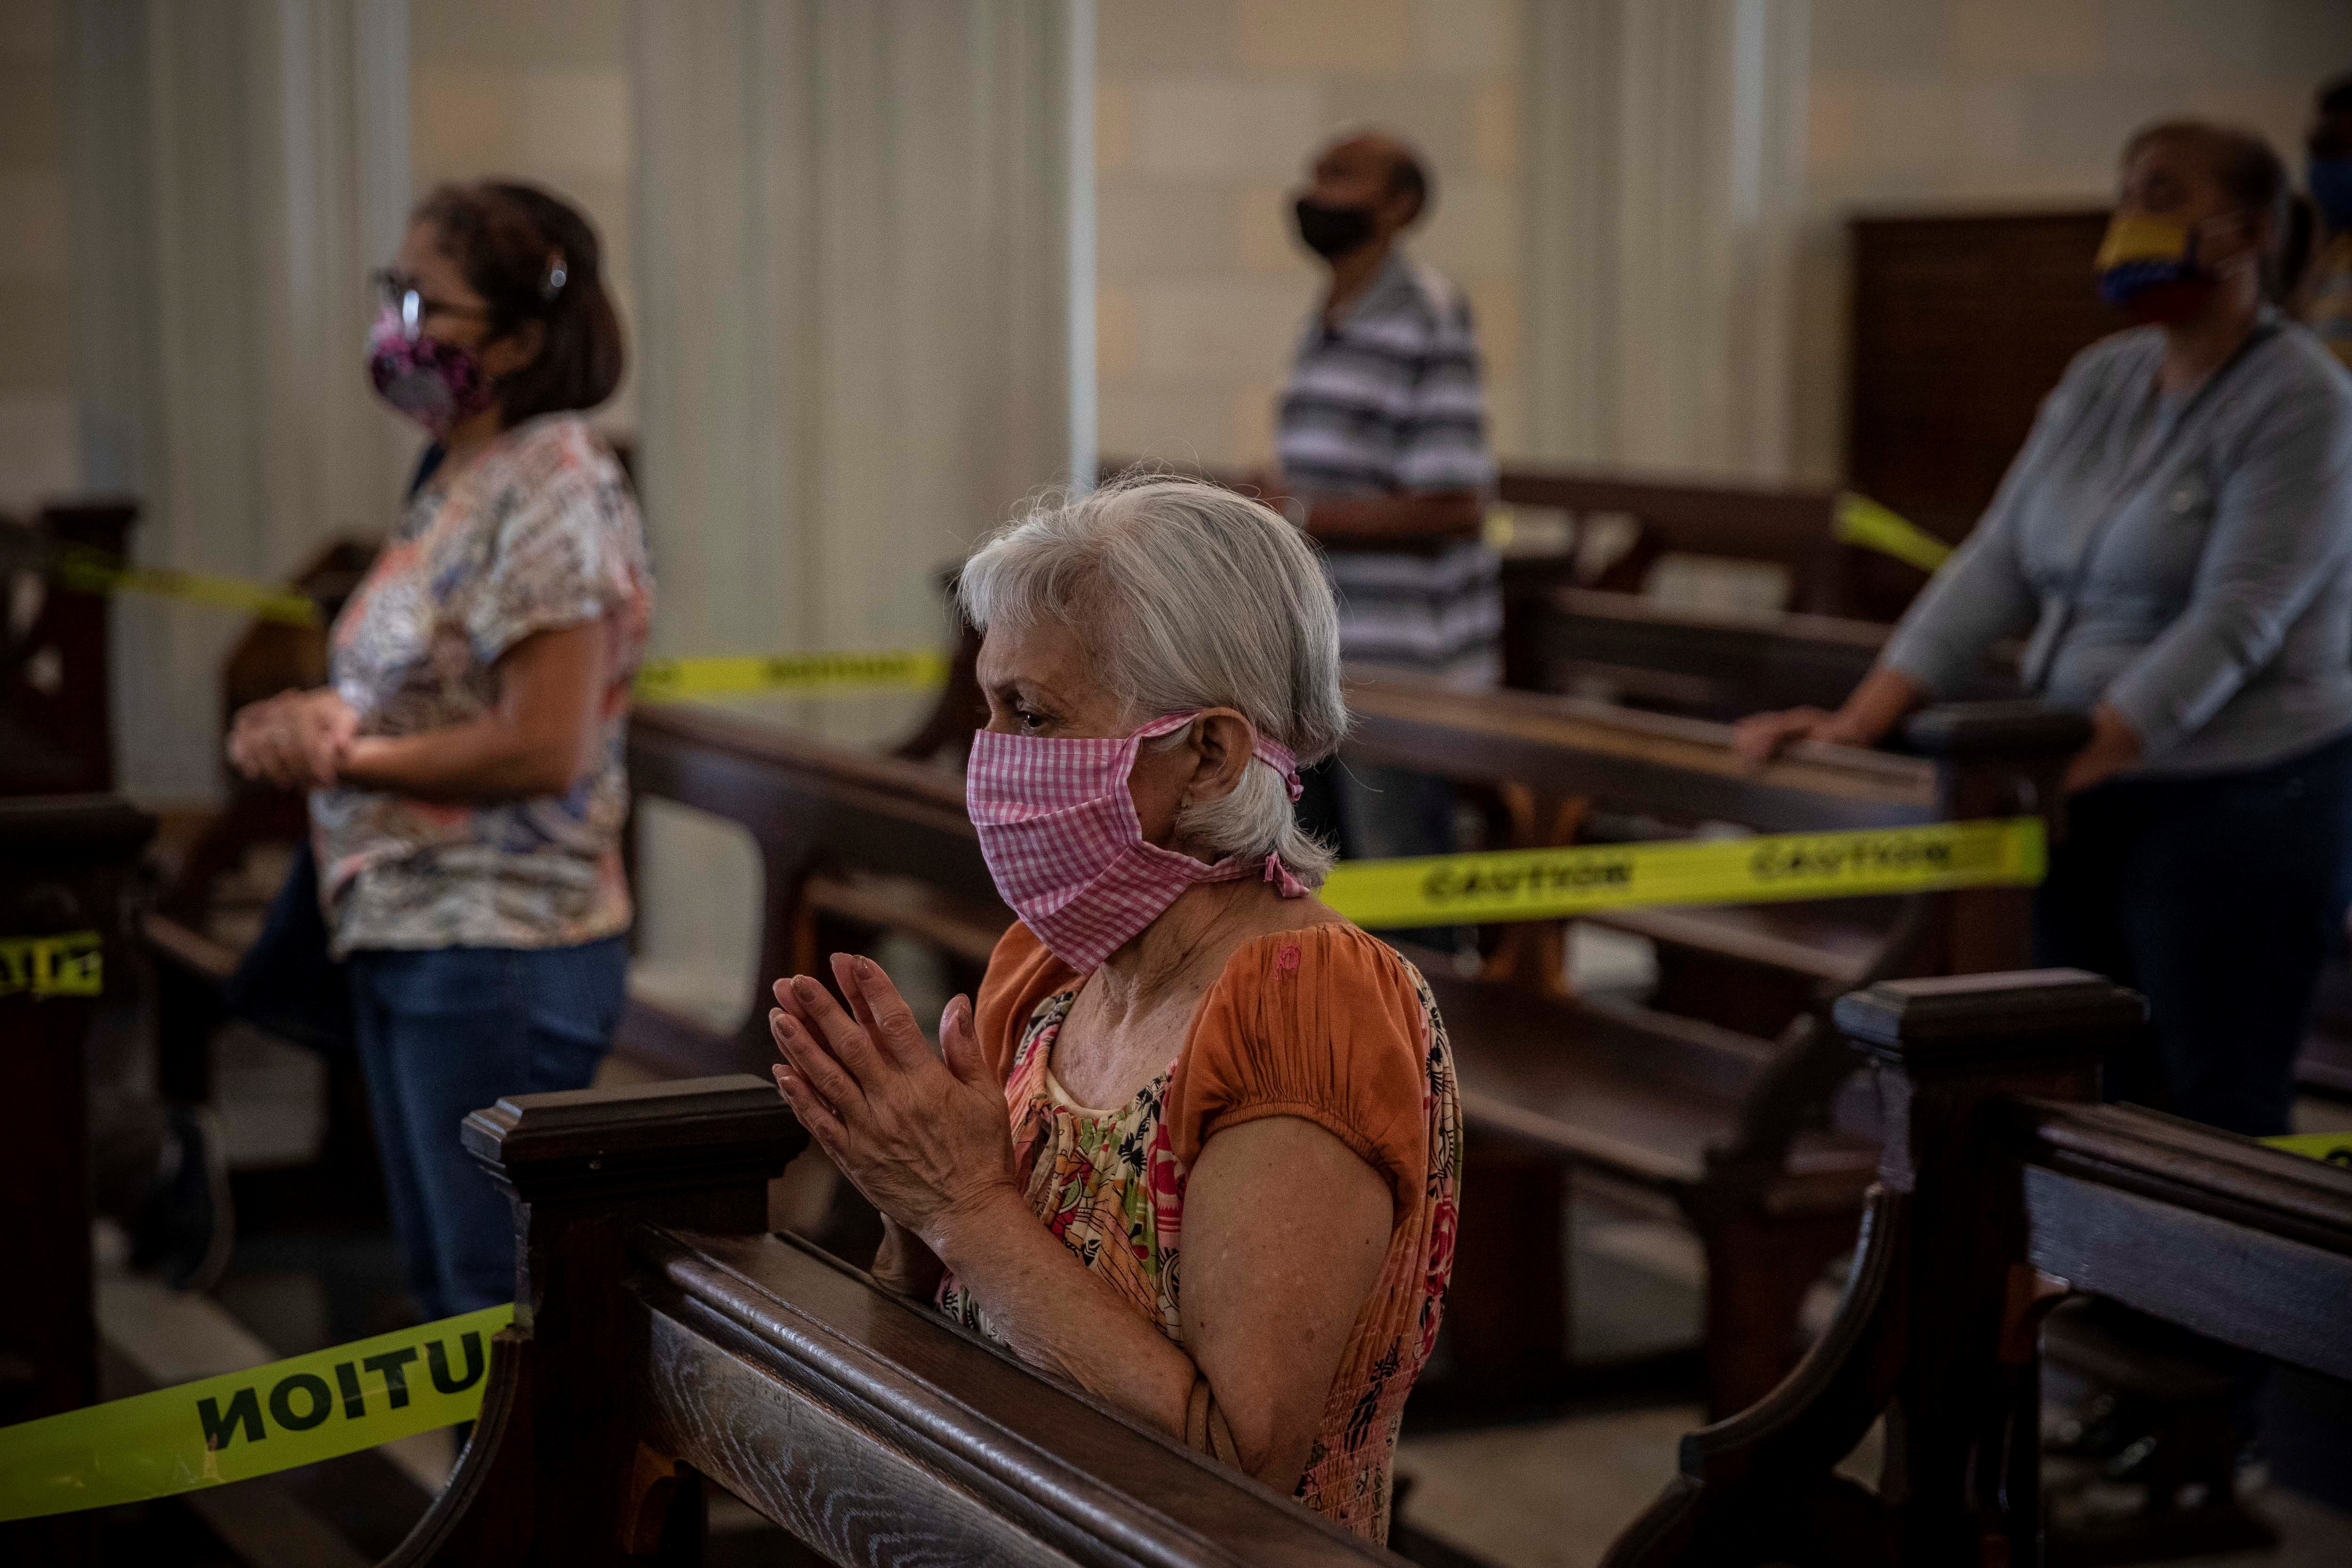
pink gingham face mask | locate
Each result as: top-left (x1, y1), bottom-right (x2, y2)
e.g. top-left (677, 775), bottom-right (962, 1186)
top-left (966, 711), bottom-right (1308, 973)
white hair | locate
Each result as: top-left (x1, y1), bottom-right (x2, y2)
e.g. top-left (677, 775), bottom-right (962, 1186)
top-left (958, 476), bottom-right (1349, 886)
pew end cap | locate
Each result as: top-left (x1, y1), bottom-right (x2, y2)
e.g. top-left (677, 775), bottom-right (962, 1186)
top-left (1900, 700), bottom-right (2092, 760)
top-left (1833, 969), bottom-right (2145, 1070)
top-left (461, 1073), bottom-right (806, 1202)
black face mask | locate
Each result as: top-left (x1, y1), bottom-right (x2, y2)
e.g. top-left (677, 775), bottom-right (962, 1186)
top-left (1293, 196), bottom-right (1375, 259)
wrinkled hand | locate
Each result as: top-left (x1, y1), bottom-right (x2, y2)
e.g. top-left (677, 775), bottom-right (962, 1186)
top-left (226, 689), bottom-right (358, 789)
top-left (768, 954), bottom-right (1019, 1257)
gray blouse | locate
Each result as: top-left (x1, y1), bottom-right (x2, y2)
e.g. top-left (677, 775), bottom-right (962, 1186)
top-left (1883, 312), bottom-right (2352, 777)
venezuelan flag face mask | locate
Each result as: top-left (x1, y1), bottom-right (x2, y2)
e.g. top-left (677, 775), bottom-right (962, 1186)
top-left (2094, 212), bottom-right (2219, 325)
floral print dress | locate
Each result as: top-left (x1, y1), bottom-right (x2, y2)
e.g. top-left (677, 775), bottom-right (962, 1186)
top-left (939, 923), bottom-right (1463, 1543)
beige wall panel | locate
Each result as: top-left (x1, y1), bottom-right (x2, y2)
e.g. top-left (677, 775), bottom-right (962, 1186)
top-left (0, 278), bottom-right (72, 389)
top-left (1947, 0), bottom-right (2103, 75)
top-left (1101, 0), bottom-right (1525, 466)
top-left (0, 391), bottom-right (76, 511)
top-left (0, 169), bottom-right (67, 276)
top-left (1099, 381), bottom-right (1248, 467)
top-left (1412, 0), bottom-right (1517, 76)
top-left (1132, 77), bottom-right (1323, 175)
top-left (1236, 0), bottom-right (1411, 74)
top-left (1099, 180), bottom-right (1238, 275)
top-left (1099, 0), bottom-right (1236, 69)
top-left (1136, 277), bottom-right (1305, 378)
top-left (1097, 81), bottom-right (1133, 169)
top-left (1098, 284), bottom-right (1142, 378)
top-left (0, 61), bottom-right (63, 164)
top-left (513, 69), bottom-right (633, 177)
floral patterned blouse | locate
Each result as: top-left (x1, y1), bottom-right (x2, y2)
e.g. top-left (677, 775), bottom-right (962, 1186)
top-left (312, 414), bottom-right (652, 956)
top-left (939, 922), bottom-right (1462, 1543)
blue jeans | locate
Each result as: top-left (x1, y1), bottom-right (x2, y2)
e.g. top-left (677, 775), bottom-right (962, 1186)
top-left (348, 937), bottom-right (628, 1316)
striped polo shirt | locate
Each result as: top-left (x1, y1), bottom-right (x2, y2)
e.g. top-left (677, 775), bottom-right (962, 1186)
top-left (1276, 251), bottom-right (1500, 688)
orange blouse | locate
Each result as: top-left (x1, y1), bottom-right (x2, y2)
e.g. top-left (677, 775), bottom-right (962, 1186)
top-left (936, 922), bottom-right (1462, 1542)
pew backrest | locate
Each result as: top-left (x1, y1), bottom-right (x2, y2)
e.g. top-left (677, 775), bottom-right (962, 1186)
top-left (1604, 971), bottom-right (2352, 1568)
top-left (623, 702), bottom-right (1009, 1076)
top-left (387, 1075), bottom-right (1403, 1567)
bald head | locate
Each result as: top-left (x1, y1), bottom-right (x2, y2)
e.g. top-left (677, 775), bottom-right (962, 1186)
top-left (1300, 130), bottom-right (1431, 247)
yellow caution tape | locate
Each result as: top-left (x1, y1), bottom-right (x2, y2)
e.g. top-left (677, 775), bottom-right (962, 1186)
top-left (634, 648), bottom-right (949, 701)
top-left (0, 930), bottom-right (103, 1000)
top-left (37, 541), bottom-right (951, 700)
top-left (1318, 817), bottom-right (2044, 929)
top-left (49, 543), bottom-right (323, 628)
top-left (0, 1305), bottom-right (511, 1520)
top-left (2263, 1131), bottom-right (2352, 1167)
top-left (1833, 493), bottom-right (1954, 574)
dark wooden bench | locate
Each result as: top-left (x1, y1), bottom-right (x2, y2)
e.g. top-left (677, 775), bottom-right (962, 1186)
top-left (1605, 968), bottom-right (2352, 1568)
top-left (0, 500), bottom-right (139, 797)
top-left (1343, 676), bottom-right (2085, 1414)
top-left (0, 794), bottom-right (156, 1568)
top-left (613, 678), bottom-right (2087, 1419)
top-left (1507, 586), bottom-right (2018, 724)
top-left (615, 701), bottom-right (1010, 1082)
top-left (373, 1074), bottom-right (1404, 1566)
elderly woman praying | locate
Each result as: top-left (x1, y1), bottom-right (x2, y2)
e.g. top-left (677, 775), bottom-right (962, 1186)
top-left (765, 477), bottom-right (1460, 1542)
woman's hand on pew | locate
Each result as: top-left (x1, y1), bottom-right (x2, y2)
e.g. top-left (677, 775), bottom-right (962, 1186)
top-left (767, 955), bottom-right (1023, 1260)
top-left (1733, 668), bottom-right (1927, 766)
top-left (225, 688), bottom-right (358, 790)
top-left (1731, 705), bottom-right (1844, 765)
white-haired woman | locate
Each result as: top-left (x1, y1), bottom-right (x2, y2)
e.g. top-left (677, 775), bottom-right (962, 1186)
top-left (765, 478), bottom-right (1460, 1542)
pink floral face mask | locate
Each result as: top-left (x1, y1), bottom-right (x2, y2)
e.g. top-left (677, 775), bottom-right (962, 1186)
top-left (366, 307), bottom-right (495, 439)
top-left (965, 711), bottom-right (1307, 973)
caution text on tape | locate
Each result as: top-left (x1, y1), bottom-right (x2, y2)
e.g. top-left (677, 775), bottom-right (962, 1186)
top-left (0, 930), bottom-right (103, 1000)
top-left (634, 648), bottom-right (949, 701)
top-left (0, 1305), bottom-right (512, 1521)
top-left (1317, 817), bottom-right (2044, 929)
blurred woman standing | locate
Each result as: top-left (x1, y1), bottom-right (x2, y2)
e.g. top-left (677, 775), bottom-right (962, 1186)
top-left (228, 182), bottom-right (651, 1317)
top-left (1739, 120), bottom-right (2352, 1142)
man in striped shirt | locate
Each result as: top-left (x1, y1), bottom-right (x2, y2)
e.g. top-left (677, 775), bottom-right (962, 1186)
top-left (1262, 131), bottom-right (1498, 890)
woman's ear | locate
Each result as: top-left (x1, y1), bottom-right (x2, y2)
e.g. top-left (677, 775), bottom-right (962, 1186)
top-left (1184, 709), bottom-right (1256, 807)
top-left (482, 317), bottom-right (547, 380)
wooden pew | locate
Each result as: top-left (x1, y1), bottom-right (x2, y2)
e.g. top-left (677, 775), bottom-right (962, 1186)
top-left (1508, 586), bottom-right (2019, 724)
top-left (0, 795), bottom-right (156, 1568)
top-left (617, 680), bottom-right (2086, 1419)
top-left (1097, 456), bottom-right (1931, 625)
top-left (378, 1074), bottom-right (1402, 1566)
top-left (0, 501), bottom-right (139, 797)
top-left (616, 702), bottom-right (1010, 1082)
top-left (1344, 677), bottom-right (2085, 1414)
top-left (1604, 968), bottom-right (2352, 1568)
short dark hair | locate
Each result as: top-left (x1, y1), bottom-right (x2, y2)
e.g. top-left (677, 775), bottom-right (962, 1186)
top-left (1387, 145), bottom-right (1431, 225)
top-left (412, 181), bottom-right (624, 427)
top-left (2122, 118), bottom-right (2308, 302)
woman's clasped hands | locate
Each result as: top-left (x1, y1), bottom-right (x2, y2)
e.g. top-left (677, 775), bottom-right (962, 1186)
top-left (226, 688), bottom-right (360, 789)
top-left (768, 955), bottom-right (1022, 1264)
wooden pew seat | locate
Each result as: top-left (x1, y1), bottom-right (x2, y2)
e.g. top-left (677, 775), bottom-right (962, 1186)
top-left (1584, 900), bottom-right (1886, 988)
top-left (1430, 963), bottom-right (1879, 1184)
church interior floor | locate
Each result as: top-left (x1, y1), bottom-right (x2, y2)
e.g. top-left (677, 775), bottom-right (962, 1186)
top-left (88, 1026), bottom-right (2352, 1567)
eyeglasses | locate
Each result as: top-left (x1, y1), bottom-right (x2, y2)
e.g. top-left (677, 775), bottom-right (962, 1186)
top-left (371, 269), bottom-right (496, 343)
